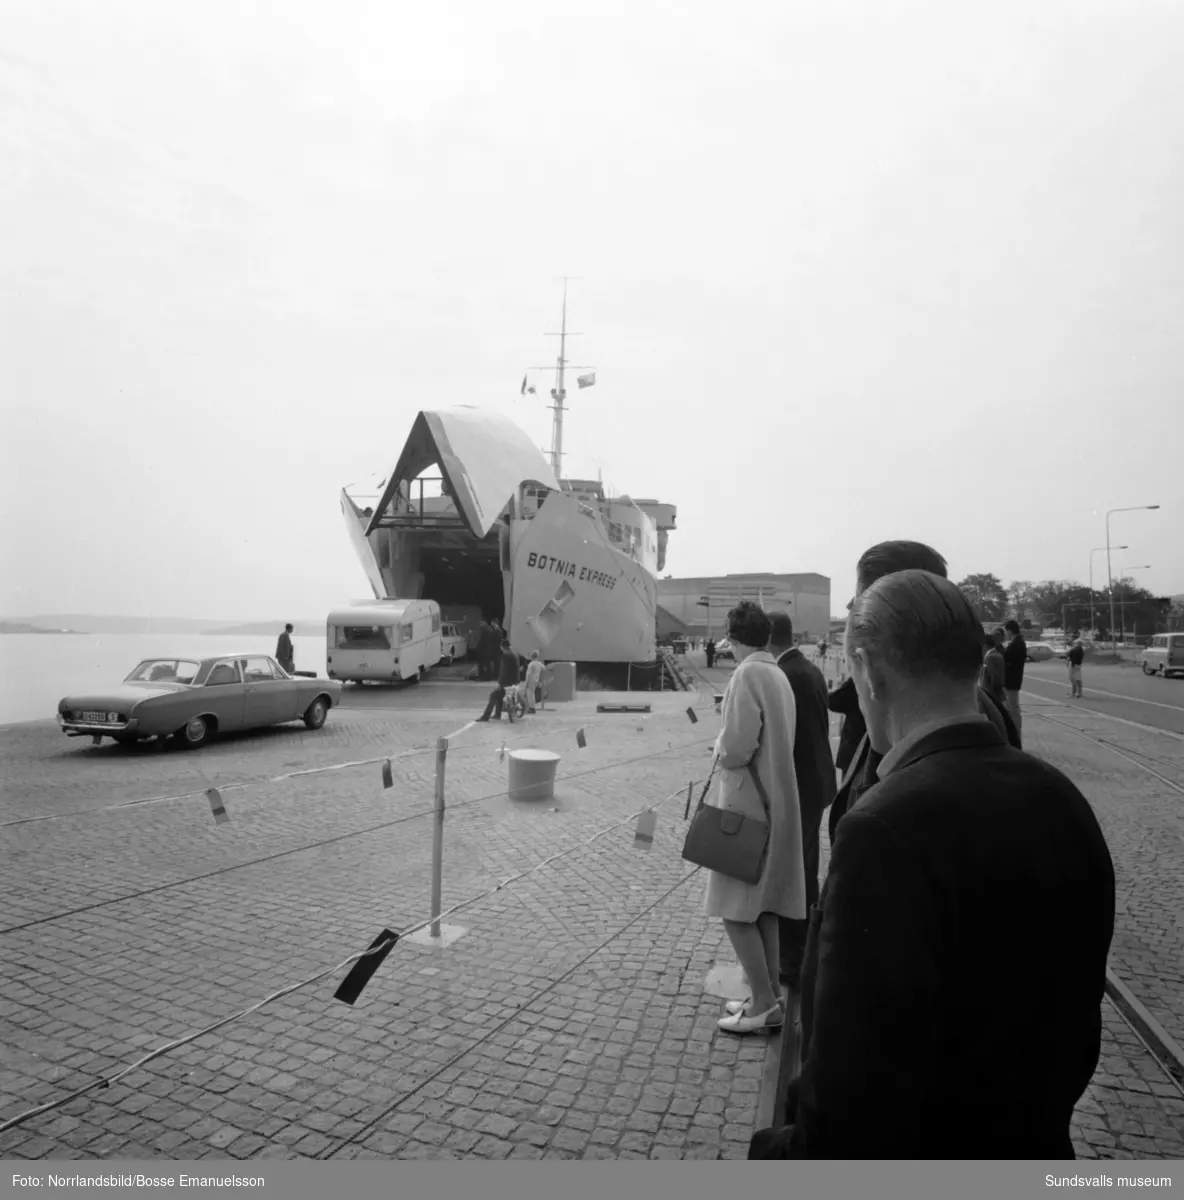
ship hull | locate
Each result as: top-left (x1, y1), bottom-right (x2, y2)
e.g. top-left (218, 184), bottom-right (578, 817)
top-left (507, 490), bottom-right (657, 663)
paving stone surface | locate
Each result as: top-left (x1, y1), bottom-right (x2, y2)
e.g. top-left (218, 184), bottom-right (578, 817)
top-left (3, 667), bottom-right (1183, 1160)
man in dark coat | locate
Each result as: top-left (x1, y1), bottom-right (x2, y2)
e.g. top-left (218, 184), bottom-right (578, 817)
top-left (478, 620), bottom-right (497, 681)
top-left (705, 637), bottom-right (716, 669)
top-left (275, 623), bottom-right (295, 674)
top-left (827, 542), bottom-right (1021, 846)
top-left (750, 569), bottom-right (1115, 1158)
top-left (767, 612), bottom-right (836, 989)
top-left (477, 638), bottom-right (521, 722)
top-left (1003, 618), bottom-right (1028, 739)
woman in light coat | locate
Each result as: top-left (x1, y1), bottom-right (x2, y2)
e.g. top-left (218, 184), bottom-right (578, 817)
top-left (706, 602), bottom-right (807, 1035)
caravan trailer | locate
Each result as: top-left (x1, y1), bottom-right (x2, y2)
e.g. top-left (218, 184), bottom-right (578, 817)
top-left (326, 599), bottom-right (443, 683)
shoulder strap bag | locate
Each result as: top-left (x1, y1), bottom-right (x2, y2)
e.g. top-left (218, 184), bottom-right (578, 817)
top-left (680, 680), bottom-right (774, 885)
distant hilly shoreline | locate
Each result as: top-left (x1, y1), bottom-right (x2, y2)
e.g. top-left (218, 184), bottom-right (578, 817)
top-left (1, 615), bottom-right (324, 637)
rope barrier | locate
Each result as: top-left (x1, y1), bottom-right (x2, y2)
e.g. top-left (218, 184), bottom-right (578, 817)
top-left (323, 862), bottom-right (705, 1159)
top-left (0, 777), bottom-right (706, 1136)
top-left (0, 735), bottom-right (711, 938)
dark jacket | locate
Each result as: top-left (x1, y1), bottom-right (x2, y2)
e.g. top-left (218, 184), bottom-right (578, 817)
top-left (275, 631), bottom-right (294, 666)
top-left (1068, 644), bottom-right (1085, 667)
top-left (752, 720), bottom-right (1115, 1159)
top-left (827, 679), bottom-right (865, 774)
top-left (1003, 634), bottom-right (1027, 690)
top-left (497, 648), bottom-right (521, 688)
top-left (775, 648), bottom-right (837, 827)
top-left (828, 686), bottom-right (1021, 845)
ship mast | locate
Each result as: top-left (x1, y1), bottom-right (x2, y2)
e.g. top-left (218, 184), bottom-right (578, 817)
top-left (549, 282), bottom-right (569, 480)
top-left (536, 278), bottom-right (594, 485)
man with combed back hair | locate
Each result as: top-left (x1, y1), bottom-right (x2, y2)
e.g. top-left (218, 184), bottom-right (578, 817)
top-left (827, 541), bottom-right (1021, 849)
top-left (750, 570), bottom-right (1115, 1158)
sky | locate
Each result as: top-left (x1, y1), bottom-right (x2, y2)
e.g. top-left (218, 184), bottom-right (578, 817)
top-left (1, 0), bottom-right (1181, 622)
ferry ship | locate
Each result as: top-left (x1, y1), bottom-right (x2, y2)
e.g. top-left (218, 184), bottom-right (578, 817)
top-left (339, 290), bottom-right (677, 664)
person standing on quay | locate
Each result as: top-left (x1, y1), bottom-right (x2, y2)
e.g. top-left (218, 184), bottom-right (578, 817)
top-left (749, 570), bottom-right (1115, 1158)
top-left (767, 612), bottom-right (836, 990)
top-left (477, 638), bottom-right (521, 722)
top-left (980, 627), bottom-right (1006, 708)
top-left (707, 602), bottom-right (807, 1036)
top-left (1002, 618), bottom-right (1027, 738)
top-left (276, 623), bottom-right (295, 674)
top-left (1067, 638), bottom-right (1086, 698)
top-left (705, 637), bottom-right (716, 669)
top-left (827, 541), bottom-right (1021, 847)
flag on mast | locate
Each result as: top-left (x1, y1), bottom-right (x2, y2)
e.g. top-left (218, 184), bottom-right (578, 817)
top-left (577, 372), bottom-right (596, 389)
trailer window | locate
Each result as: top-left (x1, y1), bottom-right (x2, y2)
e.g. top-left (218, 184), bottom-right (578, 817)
top-left (432, 612), bottom-right (441, 632)
top-left (336, 625), bottom-right (392, 649)
top-left (399, 623), bottom-right (413, 642)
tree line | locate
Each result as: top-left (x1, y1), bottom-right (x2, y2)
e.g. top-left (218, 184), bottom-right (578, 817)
top-left (954, 574), bottom-right (1180, 639)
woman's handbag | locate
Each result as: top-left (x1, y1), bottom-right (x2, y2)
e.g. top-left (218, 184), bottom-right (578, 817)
top-left (681, 758), bottom-right (771, 885)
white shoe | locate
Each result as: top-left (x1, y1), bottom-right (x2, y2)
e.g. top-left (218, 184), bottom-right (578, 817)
top-left (723, 996), bottom-right (785, 1016)
top-left (717, 1003), bottom-right (783, 1034)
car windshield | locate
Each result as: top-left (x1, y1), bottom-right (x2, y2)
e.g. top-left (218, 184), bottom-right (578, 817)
top-left (126, 659), bottom-right (201, 685)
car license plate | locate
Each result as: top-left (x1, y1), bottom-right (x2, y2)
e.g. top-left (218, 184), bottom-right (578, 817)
top-left (82, 711), bottom-right (109, 722)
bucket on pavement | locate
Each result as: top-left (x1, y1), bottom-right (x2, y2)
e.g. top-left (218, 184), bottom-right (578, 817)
top-left (507, 749), bottom-right (561, 802)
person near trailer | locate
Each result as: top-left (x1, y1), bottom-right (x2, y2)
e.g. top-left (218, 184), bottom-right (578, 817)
top-left (1067, 638), bottom-right (1086, 698)
top-left (705, 637), bottom-right (716, 669)
top-left (767, 612), bottom-right (836, 990)
top-left (749, 569), bottom-right (1115, 1159)
top-left (275, 624), bottom-right (295, 674)
top-left (524, 651), bottom-right (546, 713)
top-left (478, 620), bottom-right (498, 681)
top-left (477, 638), bottom-right (522, 722)
top-left (1002, 618), bottom-right (1028, 738)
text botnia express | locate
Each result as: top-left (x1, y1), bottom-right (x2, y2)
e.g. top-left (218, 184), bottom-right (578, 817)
top-left (526, 552), bottom-right (617, 590)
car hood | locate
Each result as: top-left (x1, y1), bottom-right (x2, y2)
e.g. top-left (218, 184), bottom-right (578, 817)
top-left (60, 682), bottom-right (194, 709)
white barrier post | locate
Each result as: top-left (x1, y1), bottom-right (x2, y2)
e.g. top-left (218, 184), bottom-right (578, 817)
top-left (430, 735), bottom-right (446, 938)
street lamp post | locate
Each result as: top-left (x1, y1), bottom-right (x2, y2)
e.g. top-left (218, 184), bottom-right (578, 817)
top-left (1106, 506), bottom-right (1160, 653)
top-left (1089, 546), bottom-right (1124, 640)
top-left (1119, 565), bottom-right (1151, 644)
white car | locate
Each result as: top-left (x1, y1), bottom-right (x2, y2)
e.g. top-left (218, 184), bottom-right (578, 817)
top-left (439, 622), bottom-right (468, 664)
top-left (1025, 642), bottom-right (1056, 662)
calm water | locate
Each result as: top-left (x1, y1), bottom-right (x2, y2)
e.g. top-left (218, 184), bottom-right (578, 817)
top-left (0, 634), bottom-right (329, 725)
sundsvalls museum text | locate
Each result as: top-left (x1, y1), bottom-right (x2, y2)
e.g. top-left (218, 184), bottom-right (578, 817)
top-left (11, 1175), bottom-right (265, 1189)
top-left (526, 552), bottom-right (617, 590)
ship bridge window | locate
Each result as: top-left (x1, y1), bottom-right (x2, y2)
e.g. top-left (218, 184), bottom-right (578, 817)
top-left (336, 625), bottom-right (392, 650)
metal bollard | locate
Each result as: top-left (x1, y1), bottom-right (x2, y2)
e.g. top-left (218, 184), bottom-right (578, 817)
top-left (430, 736), bottom-right (447, 938)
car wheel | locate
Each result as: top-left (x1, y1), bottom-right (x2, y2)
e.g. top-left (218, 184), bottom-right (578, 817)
top-left (1142, 662), bottom-right (1152, 675)
top-left (303, 697), bottom-right (328, 730)
top-left (178, 715), bottom-right (210, 749)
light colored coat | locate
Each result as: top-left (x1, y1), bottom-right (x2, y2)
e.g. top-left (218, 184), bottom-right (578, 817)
top-left (703, 651), bottom-right (807, 923)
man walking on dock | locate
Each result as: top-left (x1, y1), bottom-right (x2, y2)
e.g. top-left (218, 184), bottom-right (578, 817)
top-left (276, 624), bottom-right (295, 674)
top-left (477, 638), bottom-right (522, 722)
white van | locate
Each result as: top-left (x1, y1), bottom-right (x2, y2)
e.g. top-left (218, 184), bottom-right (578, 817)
top-left (1141, 633), bottom-right (1184, 678)
top-left (326, 599), bottom-right (443, 684)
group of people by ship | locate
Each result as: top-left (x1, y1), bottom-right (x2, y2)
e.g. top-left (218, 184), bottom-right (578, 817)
top-left (693, 539), bottom-right (1114, 1160)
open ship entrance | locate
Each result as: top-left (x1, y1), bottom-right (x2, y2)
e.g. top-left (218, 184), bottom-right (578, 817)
top-left (364, 472), bottom-right (508, 627)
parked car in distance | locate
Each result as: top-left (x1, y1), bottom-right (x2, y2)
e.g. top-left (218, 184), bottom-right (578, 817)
top-left (1141, 633), bottom-right (1184, 678)
top-left (1025, 642), bottom-right (1056, 662)
top-left (714, 638), bottom-right (735, 661)
top-left (439, 622), bottom-right (468, 663)
top-left (58, 655), bottom-right (343, 749)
